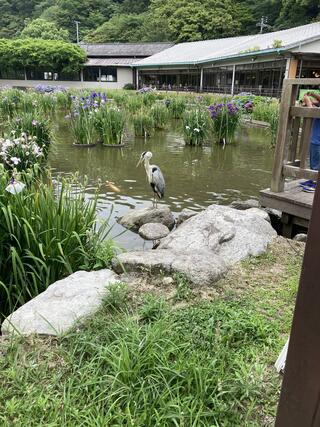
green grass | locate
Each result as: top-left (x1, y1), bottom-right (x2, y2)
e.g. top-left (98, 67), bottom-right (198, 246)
top-left (0, 238), bottom-right (302, 426)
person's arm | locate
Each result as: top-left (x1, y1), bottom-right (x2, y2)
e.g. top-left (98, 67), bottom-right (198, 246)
top-left (307, 91), bottom-right (320, 103)
top-left (303, 94), bottom-right (314, 108)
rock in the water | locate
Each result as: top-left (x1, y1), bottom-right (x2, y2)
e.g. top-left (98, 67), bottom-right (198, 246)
top-left (113, 204), bottom-right (277, 285)
top-left (139, 223), bottom-right (170, 240)
top-left (293, 233), bottom-right (307, 242)
top-left (230, 198), bottom-right (260, 210)
top-left (119, 206), bottom-right (175, 232)
top-left (246, 207), bottom-right (270, 222)
top-left (1, 269), bottom-right (119, 336)
top-left (176, 209), bottom-right (198, 227)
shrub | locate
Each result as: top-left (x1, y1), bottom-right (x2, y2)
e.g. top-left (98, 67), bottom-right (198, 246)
top-left (123, 83), bottom-right (135, 90)
top-left (36, 92), bottom-right (58, 116)
top-left (67, 106), bottom-right (97, 145)
top-left (150, 103), bottom-right (169, 129)
top-left (0, 168), bottom-right (113, 318)
top-left (10, 112), bottom-right (52, 158)
top-left (166, 96), bottom-right (186, 119)
top-left (126, 96), bottom-right (144, 114)
top-left (95, 106), bottom-right (125, 145)
top-left (0, 88), bottom-right (22, 118)
top-left (133, 111), bottom-right (154, 137)
top-left (0, 133), bottom-right (44, 173)
top-left (182, 108), bottom-right (209, 145)
top-left (208, 101), bottom-right (242, 144)
top-left (251, 101), bottom-right (279, 145)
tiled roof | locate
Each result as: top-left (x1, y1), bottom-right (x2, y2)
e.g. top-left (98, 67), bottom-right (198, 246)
top-left (80, 43), bottom-right (174, 58)
top-left (134, 22), bottom-right (320, 67)
top-left (85, 57), bottom-right (135, 66)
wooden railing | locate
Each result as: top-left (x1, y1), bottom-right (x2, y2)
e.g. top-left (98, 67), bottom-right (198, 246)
top-left (271, 78), bottom-right (320, 192)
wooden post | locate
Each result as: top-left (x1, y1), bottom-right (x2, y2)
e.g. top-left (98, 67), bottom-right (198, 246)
top-left (275, 172), bottom-right (320, 426)
top-left (270, 80), bottom-right (298, 192)
top-left (287, 59), bottom-right (299, 79)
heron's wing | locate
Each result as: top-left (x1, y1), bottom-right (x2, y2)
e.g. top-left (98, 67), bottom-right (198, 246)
top-left (151, 165), bottom-right (165, 197)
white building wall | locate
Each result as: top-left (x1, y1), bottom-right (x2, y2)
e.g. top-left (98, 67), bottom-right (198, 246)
top-left (0, 67), bottom-right (133, 90)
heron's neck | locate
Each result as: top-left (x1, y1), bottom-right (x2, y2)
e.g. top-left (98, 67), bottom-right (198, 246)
top-left (144, 158), bottom-right (151, 179)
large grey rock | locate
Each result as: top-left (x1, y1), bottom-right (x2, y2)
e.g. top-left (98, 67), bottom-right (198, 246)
top-left (230, 198), bottom-right (260, 210)
top-left (246, 207), bottom-right (270, 223)
top-left (139, 223), bottom-right (170, 240)
top-left (176, 208), bottom-right (198, 227)
top-left (293, 233), bottom-right (307, 242)
top-left (113, 249), bottom-right (227, 285)
top-left (113, 204), bottom-right (277, 285)
top-left (119, 206), bottom-right (175, 232)
top-left (1, 269), bottom-right (119, 336)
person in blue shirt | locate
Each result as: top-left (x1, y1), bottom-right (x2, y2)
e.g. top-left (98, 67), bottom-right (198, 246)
top-left (303, 92), bottom-right (320, 170)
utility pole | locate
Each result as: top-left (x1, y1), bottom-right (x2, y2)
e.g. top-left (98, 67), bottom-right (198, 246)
top-left (74, 21), bottom-right (80, 44)
top-left (256, 16), bottom-right (271, 34)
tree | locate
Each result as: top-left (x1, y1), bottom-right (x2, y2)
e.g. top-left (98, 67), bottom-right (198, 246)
top-left (39, 0), bottom-right (116, 41)
top-left (274, 0), bottom-right (320, 29)
top-left (20, 18), bottom-right (69, 40)
top-left (144, 0), bottom-right (243, 42)
top-left (0, 39), bottom-right (86, 73)
top-left (0, 0), bottom-right (40, 38)
top-left (84, 13), bottom-right (146, 42)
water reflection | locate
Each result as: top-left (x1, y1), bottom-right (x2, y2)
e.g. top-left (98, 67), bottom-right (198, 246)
top-left (50, 120), bottom-right (273, 250)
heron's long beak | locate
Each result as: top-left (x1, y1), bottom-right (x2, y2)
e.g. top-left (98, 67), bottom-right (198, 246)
top-left (136, 158), bottom-right (143, 167)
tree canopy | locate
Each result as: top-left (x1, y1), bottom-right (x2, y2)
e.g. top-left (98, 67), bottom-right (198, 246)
top-left (20, 18), bottom-right (69, 40)
top-left (0, 39), bottom-right (86, 72)
top-left (0, 0), bottom-right (319, 43)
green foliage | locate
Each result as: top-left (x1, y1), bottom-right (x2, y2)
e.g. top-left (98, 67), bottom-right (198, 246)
top-left (166, 96), bottom-right (186, 119)
top-left (182, 108), bottom-right (209, 146)
top-left (103, 282), bottom-right (129, 310)
top-left (173, 273), bottom-right (192, 301)
top-left (133, 111), bottom-right (155, 137)
top-left (84, 13), bottom-right (146, 43)
top-left (0, 0), bottom-right (318, 43)
top-left (95, 105), bottom-right (125, 145)
top-left (0, 169), bottom-right (112, 318)
top-left (272, 39), bottom-right (283, 48)
top-left (126, 95), bottom-right (145, 114)
top-left (20, 18), bottom-right (69, 41)
top-left (123, 83), bottom-right (135, 90)
top-left (0, 88), bottom-right (23, 118)
top-left (0, 297), bottom-right (283, 425)
top-left (209, 101), bottom-right (242, 144)
top-left (139, 294), bottom-right (169, 322)
top-left (9, 112), bottom-right (52, 158)
top-left (0, 39), bottom-right (86, 74)
top-left (150, 103), bottom-right (169, 129)
top-left (251, 101), bottom-right (280, 145)
top-left (68, 106), bottom-right (98, 145)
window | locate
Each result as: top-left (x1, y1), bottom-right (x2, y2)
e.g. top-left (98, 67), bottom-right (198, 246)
top-left (100, 67), bottom-right (117, 82)
top-left (83, 67), bottom-right (100, 82)
top-left (0, 68), bottom-right (25, 80)
top-left (26, 70), bottom-right (53, 80)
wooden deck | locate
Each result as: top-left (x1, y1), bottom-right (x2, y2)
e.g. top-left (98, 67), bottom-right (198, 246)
top-left (260, 179), bottom-right (314, 234)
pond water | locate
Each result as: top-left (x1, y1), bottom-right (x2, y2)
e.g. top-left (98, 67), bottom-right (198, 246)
top-left (49, 119), bottom-right (274, 250)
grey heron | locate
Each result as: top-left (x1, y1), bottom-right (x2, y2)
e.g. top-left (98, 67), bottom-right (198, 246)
top-left (137, 151), bottom-right (165, 208)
